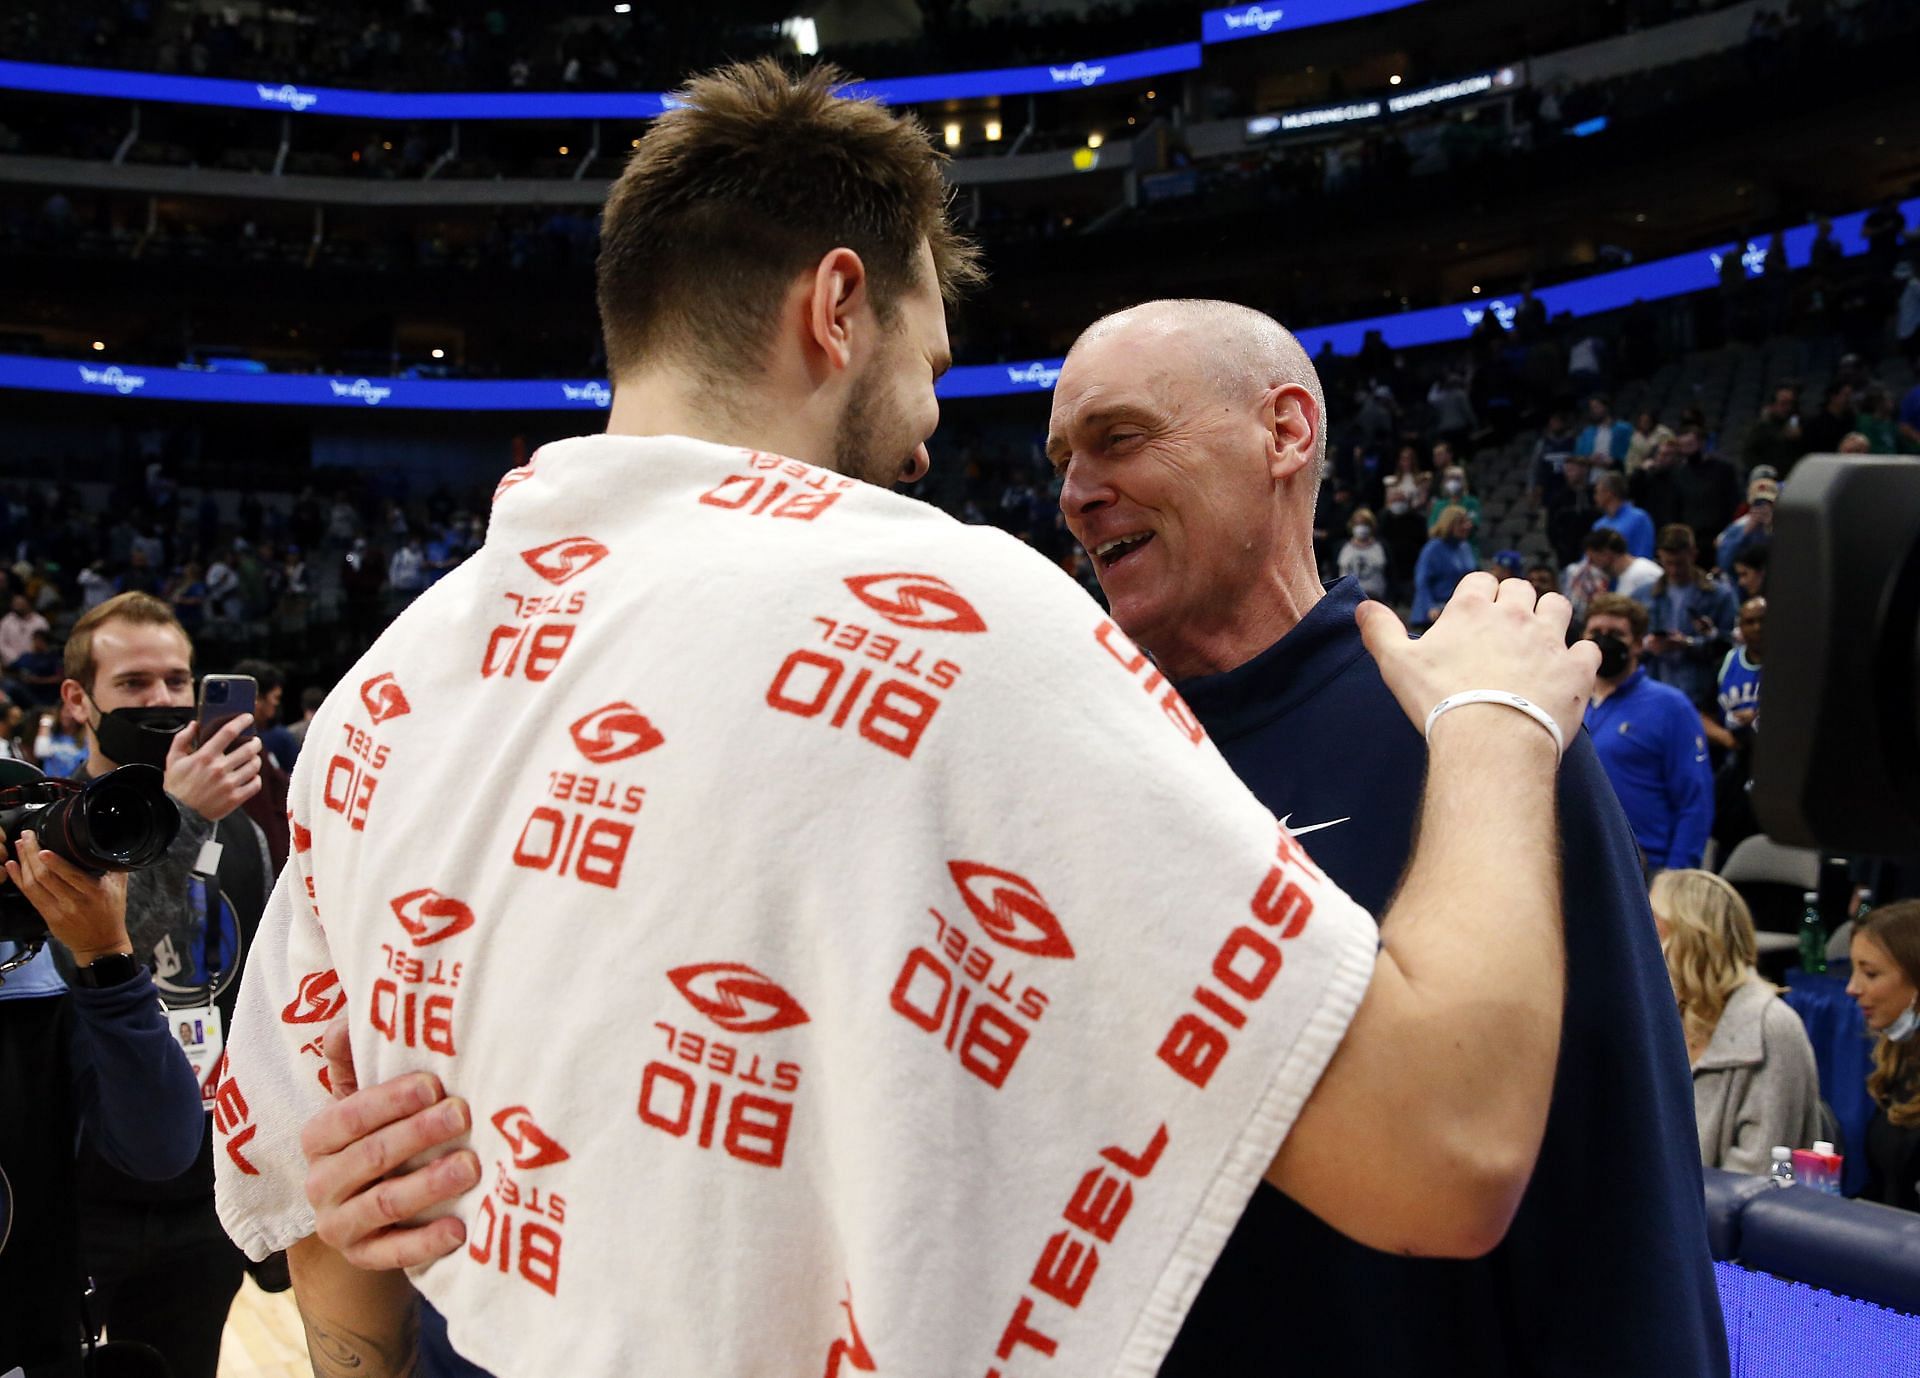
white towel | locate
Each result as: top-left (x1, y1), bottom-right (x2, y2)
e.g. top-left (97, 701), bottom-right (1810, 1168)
top-left (215, 434), bottom-right (1376, 1378)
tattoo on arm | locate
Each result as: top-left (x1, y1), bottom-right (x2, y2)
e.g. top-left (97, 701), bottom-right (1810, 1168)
top-left (300, 1306), bottom-right (422, 1378)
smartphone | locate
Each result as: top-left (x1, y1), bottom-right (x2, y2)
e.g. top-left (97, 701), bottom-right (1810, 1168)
top-left (196, 674), bottom-right (258, 751)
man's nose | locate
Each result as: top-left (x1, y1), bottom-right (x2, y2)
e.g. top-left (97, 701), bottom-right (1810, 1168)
top-left (900, 444), bottom-right (931, 485)
top-left (1058, 463), bottom-right (1113, 521)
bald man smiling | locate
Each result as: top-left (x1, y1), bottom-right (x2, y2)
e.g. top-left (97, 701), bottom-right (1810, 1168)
top-left (1047, 300), bottom-right (1728, 1377)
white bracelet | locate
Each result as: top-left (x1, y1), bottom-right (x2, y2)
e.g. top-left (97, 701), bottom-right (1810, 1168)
top-left (1423, 691), bottom-right (1565, 762)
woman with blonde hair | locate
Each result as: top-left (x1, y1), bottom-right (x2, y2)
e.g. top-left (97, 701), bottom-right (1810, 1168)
top-left (1846, 902), bottom-right (1920, 1211)
top-left (1651, 868), bottom-right (1824, 1173)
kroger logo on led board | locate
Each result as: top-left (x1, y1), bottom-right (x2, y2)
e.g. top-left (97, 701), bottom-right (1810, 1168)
top-left (77, 365), bottom-right (146, 395)
top-left (1048, 62), bottom-right (1108, 87)
top-left (1222, 5), bottom-right (1289, 32)
top-left (1005, 362), bottom-right (1062, 388)
top-left (256, 83), bottom-right (319, 112)
top-left (560, 381), bottom-right (612, 407)
top-left (329, 378), bottom-right (394, 405)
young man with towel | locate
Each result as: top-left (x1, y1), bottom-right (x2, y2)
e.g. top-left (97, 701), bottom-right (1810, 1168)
top-left (215, 62), bottom-right (1596, 1377)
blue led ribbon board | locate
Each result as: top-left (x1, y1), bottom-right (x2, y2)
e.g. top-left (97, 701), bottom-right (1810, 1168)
top-left (1203, 0), bottom-right (1429, 45)
top-left (5, 198), bottom-right (1913, 407)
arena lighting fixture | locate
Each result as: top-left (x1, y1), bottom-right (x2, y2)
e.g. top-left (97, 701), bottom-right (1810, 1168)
top-left (558, 145), bottom-right (569, 154)
top-left (1086, 131), bottom-right (1104, 148)
top-left (1471, 285), bottom-right (1482, 294)
top-left (1389, 74), bottom-right (1403, 85)
top-left (781, 18), bottom-right (820, 57)
top-left (613, 3), bottom-right (631, 12)
top-left (943, 122), bottom-right (962, 148)
top-left (431, 348), bottom-right (445, 359)
top-left (984, 118), bottom-right (1002, 140)
top-left (1146, 90), bottom-right (1156, 99)
top-left (91, 341), bottom-right (105, 351)
top-left (631, 137), bottom-right (641, 147)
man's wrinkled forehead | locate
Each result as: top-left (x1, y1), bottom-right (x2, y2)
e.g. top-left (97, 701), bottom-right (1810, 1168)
top-left (1049, 322), bottom-right (1204, 435)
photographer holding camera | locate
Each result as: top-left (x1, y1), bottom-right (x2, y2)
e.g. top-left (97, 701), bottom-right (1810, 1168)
top-left (0, 843), bottom-right (204, 1378)
top-left (49, 593), bottom-right (274, 1378)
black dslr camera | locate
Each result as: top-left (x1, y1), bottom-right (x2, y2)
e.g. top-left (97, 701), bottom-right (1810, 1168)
top-left (0, 759), bottom-right (180, 964)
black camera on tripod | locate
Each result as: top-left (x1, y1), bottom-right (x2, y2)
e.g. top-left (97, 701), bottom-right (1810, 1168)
top-left (0, 759), bottom-right (180, 953)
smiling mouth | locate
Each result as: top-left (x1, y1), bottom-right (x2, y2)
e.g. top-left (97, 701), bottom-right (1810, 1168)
top-left (1093, 532), bottom-right (1154, 570)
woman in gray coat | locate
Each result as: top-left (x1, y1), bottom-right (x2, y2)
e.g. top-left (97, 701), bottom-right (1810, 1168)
top-left (1651, 869), bottom-right (1825, 1174)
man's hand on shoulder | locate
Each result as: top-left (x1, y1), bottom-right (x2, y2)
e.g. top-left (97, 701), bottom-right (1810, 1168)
top-left (164, 715), bottom-right (264, 822)
top-left (303, 1015), bottom-right (477, 1270)
top-left (1359, 572), bottom-right (1598, 752)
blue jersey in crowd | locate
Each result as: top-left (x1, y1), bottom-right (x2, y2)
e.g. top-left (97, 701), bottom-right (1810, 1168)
top-left (1594, 500), bottom-right (1657, 558)
top-left (1158, 578), bottom-right (1726, 1377)
top-left (1717, 647), bottom-right (1763, 728)
top-left (1412, 536), bottom-right (1478, 623)
top-left (1584, 666), bottom-right (1715, 871)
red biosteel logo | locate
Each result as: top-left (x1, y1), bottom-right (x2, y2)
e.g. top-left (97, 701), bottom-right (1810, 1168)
top-left (390, 888), bottom-right (478, 946)
top-left (493, 462), bottom-right (536, 504)
top-left (948, 861), bottom-right (1075, 959)
top-left (668, 962), bottom-right (811, 1035)
top-left (490, 1106), bottom-right (571, 1170)
top-left (281, 969), bottom-right (346, 1025)
top-left (521, 536), bottom-right (608, 585)
top-left (569, 702), bottom-right (666, 764)
top-left (360, 672), bottom-right (411, 725)
top-left (844, 573), bottom-right (987, 634)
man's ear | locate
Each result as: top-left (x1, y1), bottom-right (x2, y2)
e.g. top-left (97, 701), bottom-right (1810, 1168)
top-left (1262, 382), bottom-right (1321, 483)
top-left (805, 247), bottom-right (871, 375)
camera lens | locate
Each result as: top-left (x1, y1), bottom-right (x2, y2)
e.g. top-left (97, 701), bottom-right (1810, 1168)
top-left (85, 792), bottom-right (142, 857)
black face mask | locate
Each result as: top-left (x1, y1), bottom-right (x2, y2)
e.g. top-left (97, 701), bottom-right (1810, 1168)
top-left (1590, 632), bottom-right (1632, 681)
top-left (87, 699), bottom-right (192, 771)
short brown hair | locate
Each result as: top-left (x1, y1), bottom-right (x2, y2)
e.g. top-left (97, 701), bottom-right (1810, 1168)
top-left (64, 592), bottom-right (191, 690)
top-left (1657, 523), bottom-right (1696, 553)
top-left (1585, 592), bottom-right (1648, 642)
top-left (596, 59), bottom-right (984, 380)
top-left (1583, 528), bottom-right (1629, 556)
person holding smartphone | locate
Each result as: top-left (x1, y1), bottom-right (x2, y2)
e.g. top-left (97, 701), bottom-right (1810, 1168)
top-left (50, 593), bottom-right (274, 1378)
top-left (1633, 524), bottom-right (1739, 712)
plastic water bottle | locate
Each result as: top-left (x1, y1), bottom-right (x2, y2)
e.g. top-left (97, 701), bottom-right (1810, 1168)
top-left (1798, 890), bottom-right (1827, 974)
top-left (32, 713), bottom-right (52, 761)
top-left (1768, 1146), bottom-right (1795, 1188)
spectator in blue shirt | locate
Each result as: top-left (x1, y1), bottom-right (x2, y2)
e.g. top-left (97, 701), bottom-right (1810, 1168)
top-left (1576, 392), bottom-right (1634, 465)
top-left (1714, 476), bottom-right (1778, 573)
top-left (1593, 471), bottom-right (1656, 559)
top-left (1413, 504), bottom-right (1479, 627)
top-left (1898, 379), bottom-right (1920, 454)
top-left (1583, 594), bottom-right (1715, 872)
top-left (1635, 524), bottom-right (1740, 709)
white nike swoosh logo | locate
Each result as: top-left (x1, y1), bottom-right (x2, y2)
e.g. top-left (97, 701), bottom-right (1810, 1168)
top-left (1280, 814), bottom-right (1352, 838)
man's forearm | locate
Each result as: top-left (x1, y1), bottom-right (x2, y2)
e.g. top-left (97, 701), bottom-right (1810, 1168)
top-left (1377, 706), bottom-right (1564, 1169)
top-left (1264, 706), bottom-right (1566, 1256)
top-left (289, 1236), bottom-right (421, 1378)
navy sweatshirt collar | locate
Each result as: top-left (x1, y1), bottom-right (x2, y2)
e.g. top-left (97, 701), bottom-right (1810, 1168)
top-left (1176, 577), bottom-right (1372, 743)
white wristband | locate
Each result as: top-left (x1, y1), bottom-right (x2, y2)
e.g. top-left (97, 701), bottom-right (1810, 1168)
top-left (1423, 691), bottom-right (1565, 762)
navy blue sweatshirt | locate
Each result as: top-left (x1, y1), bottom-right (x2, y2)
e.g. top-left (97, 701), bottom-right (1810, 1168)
top-left (0, 944), bottom-right (203, 1376)
top-left (1158, 579), bottom-right (1727, 1378)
